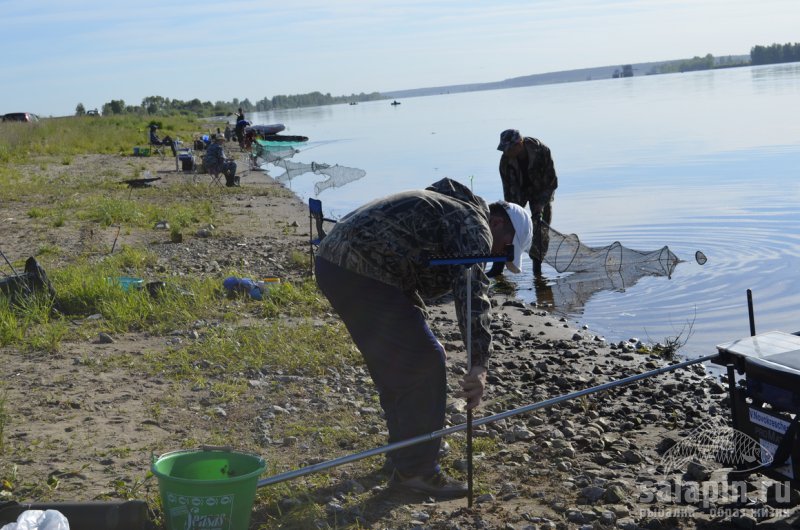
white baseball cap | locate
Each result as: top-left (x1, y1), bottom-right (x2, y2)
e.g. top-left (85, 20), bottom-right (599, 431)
top-left (500, 201), bottom-right (533, 273)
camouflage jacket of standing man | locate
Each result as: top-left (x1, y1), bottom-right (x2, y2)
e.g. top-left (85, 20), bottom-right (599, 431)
top-left (316, 178), bottom-right (495, 368)
top-left (499, 137), bottom-right (558, 213)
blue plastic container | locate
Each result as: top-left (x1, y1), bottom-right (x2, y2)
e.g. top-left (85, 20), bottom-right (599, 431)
top-left (113, 276), bottom-right (144, 291)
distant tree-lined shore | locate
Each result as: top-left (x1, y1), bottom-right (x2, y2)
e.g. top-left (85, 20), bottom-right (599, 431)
top-left (75, 41), bottom-right (799, 118)
top-left (75, 91), bottom-right (383, 119)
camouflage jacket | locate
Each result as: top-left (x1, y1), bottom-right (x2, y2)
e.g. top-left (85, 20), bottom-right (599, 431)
top-left (317, 178), bottom-right (495, 368)
top-left (499, 137), bottom-right (558, 210)
top-left (203, 143), bottom-right (226, 172)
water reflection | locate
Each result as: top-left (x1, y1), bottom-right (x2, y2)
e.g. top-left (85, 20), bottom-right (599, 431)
top-left (532, 264), bottom-right (678, 317)
top-left (253, 143), bottom-right (367, 196)
top-left (271, 159), bottom-right (366, 196)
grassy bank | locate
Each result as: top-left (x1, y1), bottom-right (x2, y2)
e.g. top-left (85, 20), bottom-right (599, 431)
top-left (0, 114), bottom-right (228, 164)
top-left (0, 115), bottom-right (381, 528)
top-left (0, 114), bottom-right (347, 365)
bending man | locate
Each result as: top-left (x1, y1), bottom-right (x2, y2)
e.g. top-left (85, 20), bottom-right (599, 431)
top-left (314, 178), bottom-right (532, 498)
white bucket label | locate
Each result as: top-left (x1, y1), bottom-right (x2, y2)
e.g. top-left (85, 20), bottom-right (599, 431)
top-left (166, 493), bottom-right (234, 530)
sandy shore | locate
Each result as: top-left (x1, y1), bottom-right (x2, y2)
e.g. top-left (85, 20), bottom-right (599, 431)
top-left (2, 150), bottom-right (800, 529)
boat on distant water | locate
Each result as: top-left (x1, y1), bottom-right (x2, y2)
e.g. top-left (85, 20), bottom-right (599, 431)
top-left (391, 100), bottom-right (401, 106)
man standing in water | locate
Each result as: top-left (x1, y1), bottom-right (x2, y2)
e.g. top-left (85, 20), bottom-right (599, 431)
top-left (314, 178), bottom-right (532, 498)
top-left (492, 129), bottom-right (558, 277)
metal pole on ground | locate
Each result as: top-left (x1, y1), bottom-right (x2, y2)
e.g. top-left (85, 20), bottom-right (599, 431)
top-left (426, 248), bottom-right (511, 506)
top-left (465, 266), bottom-right (474, 506)
top-left (0, 249), bottom-right (21, 278)
top-left (256, 352), bottom-right (718, 489)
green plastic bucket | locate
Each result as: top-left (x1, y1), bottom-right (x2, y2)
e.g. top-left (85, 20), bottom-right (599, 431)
top-left (151, 448), bottom-right (266, 530)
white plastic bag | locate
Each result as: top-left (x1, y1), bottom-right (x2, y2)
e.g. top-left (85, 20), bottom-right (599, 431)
top-left (1, 509), bottom-right (69, 530)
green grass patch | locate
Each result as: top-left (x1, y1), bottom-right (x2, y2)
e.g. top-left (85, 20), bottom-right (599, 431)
top-left (258, 280), bottom-right (330, 319)
top-left (0, 115), bottom-right (205, 164)
top-left (0, 248), bottom-right (223, 350)
top-left (74, 194), bottom-right (215, 230)
top-left (142, 320), bottom-right (358, 384)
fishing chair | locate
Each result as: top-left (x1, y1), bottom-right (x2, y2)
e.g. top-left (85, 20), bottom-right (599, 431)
top-left (208, 169), bottom-right (224, 187)
top-left (149, 141), bottom-right (165, 158)
top-left (308, 198), bottom-right (337, 275)
top-left (189, 160), bottom-right (223, 186)
top-left (148, 131), bottom-right (166, 158)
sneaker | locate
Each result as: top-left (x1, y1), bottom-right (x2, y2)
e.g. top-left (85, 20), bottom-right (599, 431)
top-left (390, 469), bottom-right (468, 499)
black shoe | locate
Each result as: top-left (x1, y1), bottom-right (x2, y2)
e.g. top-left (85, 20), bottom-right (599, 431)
top-left (486, 261), bottom-right (505, 278)
top-left (389, 469), bottom-right (467, 499)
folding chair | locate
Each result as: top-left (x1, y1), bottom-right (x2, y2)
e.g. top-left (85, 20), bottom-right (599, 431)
top-left (308, 198), bottom-right (337, 274)
top-left (149, 140), bottom-right (165, 158)
top-left (189, 160), bottom-right (222, 186)
top-left (148, 131), bottom-right (166, 158)
top-left (209, 170), bottom-right (224, 187)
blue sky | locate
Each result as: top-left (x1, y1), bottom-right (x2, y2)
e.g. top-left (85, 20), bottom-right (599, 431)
top-left (3, 0), bottom-right (797, 117)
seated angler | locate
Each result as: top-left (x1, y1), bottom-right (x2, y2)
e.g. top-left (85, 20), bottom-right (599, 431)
top-left (148, 124), bottom-right (177, 157)
top-left (204, 134), bottom-right (239, 187)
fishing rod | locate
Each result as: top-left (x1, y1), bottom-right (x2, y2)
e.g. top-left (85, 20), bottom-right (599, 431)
top-left (256, 351), bottom-right (719, 489)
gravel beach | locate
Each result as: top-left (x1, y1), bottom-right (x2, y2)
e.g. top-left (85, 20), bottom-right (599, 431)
top-left (2, 151), bottom-right (800, 529)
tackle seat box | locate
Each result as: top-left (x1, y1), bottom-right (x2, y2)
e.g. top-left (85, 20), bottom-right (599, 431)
top-left (745, 353), bottom-right (800, 413)
top-left (177, 149), bottom-right (194, 171)
top-left (715, 332), bottom-right (800, 483)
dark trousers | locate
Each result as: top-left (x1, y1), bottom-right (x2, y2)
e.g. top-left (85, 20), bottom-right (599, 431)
top-left (531, 202), bottom-right (553, 264)
top-left (315, 257), bottom-right (446, 476)
top-left (152, 135), bottom-right (177, 156)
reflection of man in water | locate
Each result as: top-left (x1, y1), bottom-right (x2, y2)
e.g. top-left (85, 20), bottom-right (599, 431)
top-left (533, 276), bottom-right (555, 308)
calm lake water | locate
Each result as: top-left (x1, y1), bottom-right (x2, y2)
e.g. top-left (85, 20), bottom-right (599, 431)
top-left (249, 63), bottom-right (800, 361)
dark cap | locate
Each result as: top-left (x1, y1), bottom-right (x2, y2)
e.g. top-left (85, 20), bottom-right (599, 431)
top-left (497, 129), bottom-right (522, 151)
